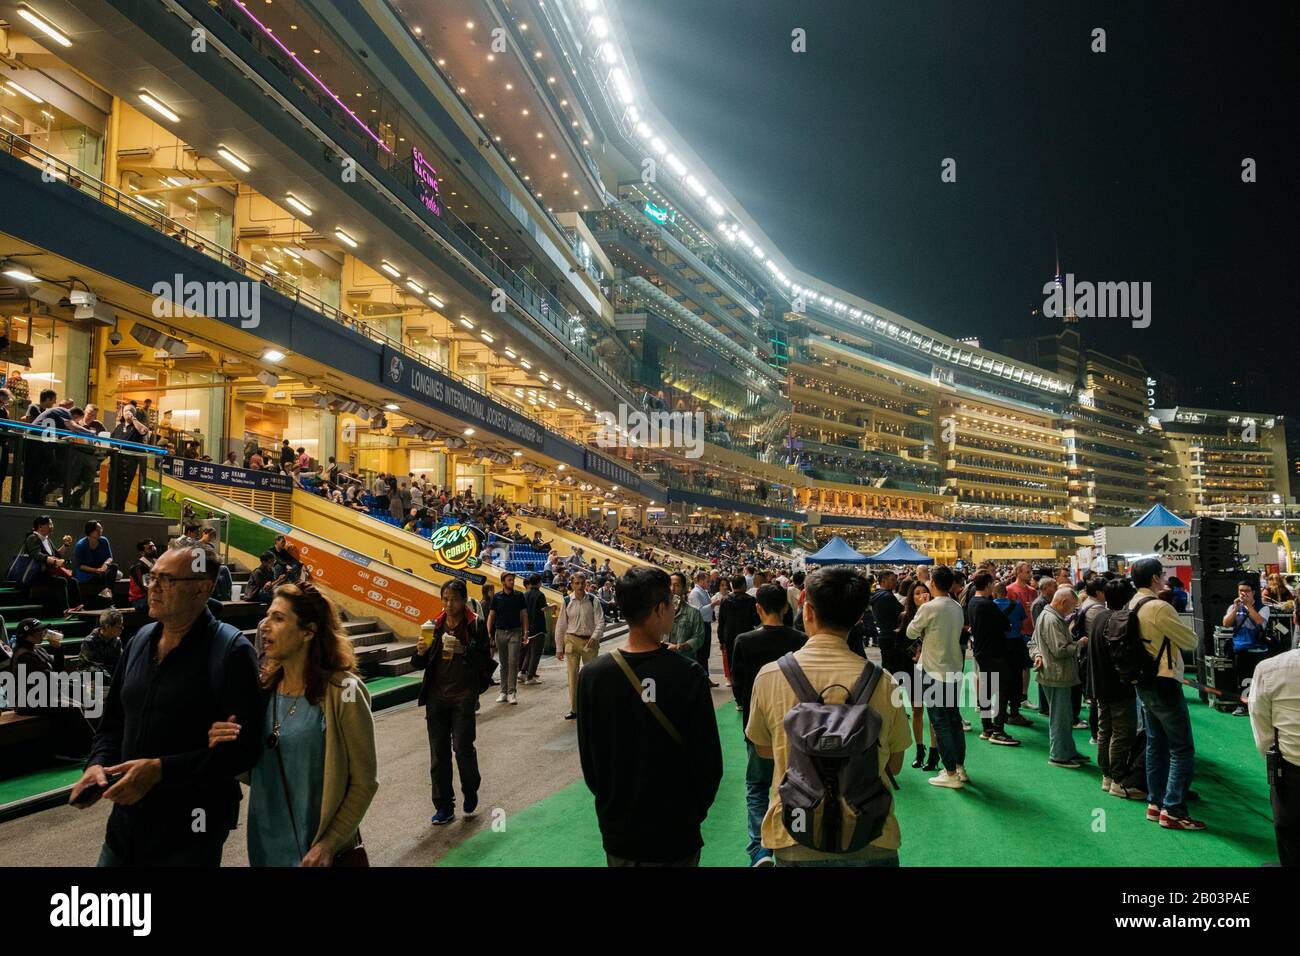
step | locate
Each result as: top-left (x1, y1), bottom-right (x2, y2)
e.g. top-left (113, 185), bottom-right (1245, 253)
top-left (354, 639), bottom-right (417, 664)
top-left (0, 603), bottom-right (44, 618)
top-left (377, 658), bottom-right (415, 677)
top-left (346, 629), bottom-right (393, 648)
top-left (342, 618), bottom-right (381, 636)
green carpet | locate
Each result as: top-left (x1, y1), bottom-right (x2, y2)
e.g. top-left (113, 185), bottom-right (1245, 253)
top-left (438, 675), bottom-right (1276, 867)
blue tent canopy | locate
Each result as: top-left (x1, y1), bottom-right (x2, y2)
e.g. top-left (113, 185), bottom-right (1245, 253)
top-left (1130, 504), bottom-right (1189, 528)
top-left (864, 534), bottom-right (934, 565)
top-left (805, 535), bottom-right (871, 564)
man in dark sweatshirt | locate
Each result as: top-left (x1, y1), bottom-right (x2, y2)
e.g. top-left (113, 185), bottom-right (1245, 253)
top-left (731, 583), bottom-right (806, 866)
top-left (577, 567), bottom-right (723, 866)
top-left (717, 574), bottom-right (760, 690)
top-left (966, 571), bottom-right (1020, 746)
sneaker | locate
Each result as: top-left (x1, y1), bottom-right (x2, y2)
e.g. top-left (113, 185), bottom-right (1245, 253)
top-left (928, 770), bottom-right (965, 789)
top-left (988, 732), bottom-right (1020, 746)
top-left (979, 730), bottom-right (992, 741)
top-left (750, 852), bottom-right (775, 867)
top-left (954, 764), bottom-right (970, 783)
top-left (99, 588), bottom-right (114, 599)
top-left (1072, 753), bottom-right (1092, 763)
top-left (1049, 758), bottom-right (1082, 769)
top-left (462, 794), bottom-right (478, 816)
top-left (530, 675), bottom-right (543, 684)
top-left (431, 808), bottom-right (456, 825)
top-left (1089, 736), bottom-right (1098, 745)
top-left (1146, 804), bottom-right (1162, 822)
top-left (1023, 701), bottom-right (1038, 712)
top-left (961, 720), bottom-right (973, 732)
top-left (1101, 776), bottom-right (1114, 792)
top-left (563, 711), bottom-right (578, 720)
top-left (495, 692), bottom-right (507, 703)
top-left (1005, 714), bottom-right (1032, 727)
top-left (1072, 720), bottom-right (1089, 730)
top-left (1159, 811), bottom-right (1207, 831)
top-left (1232, 705), bottom-right (1247, 717)
top-left (507, 692), bottom-right (518, 705)
top-left (1111, 782), bottom-right (1146, 800)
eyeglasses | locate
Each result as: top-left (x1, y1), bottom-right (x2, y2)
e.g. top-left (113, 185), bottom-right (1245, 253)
top-left (150, 573), bottom-right (209, 587)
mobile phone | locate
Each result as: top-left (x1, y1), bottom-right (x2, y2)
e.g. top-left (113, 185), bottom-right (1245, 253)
top-left (70, 771), bottom-right (123, 807)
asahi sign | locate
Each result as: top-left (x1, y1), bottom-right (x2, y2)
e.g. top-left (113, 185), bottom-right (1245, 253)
top-left (381, 347), bottom-right (545, 450)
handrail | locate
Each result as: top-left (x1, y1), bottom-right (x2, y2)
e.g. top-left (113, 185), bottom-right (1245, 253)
top-left (181, 497), bottom-right (231, 565)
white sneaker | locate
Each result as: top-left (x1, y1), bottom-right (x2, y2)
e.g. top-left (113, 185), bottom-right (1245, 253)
top-left (954, 764), bottom-right (970, 783)
top-left (495, 693), bottom-right (507, 703)
top-left (507, 692), bottom-right (518, 705)
top-left (928, 770), bottom-right (965, 789)
top-left (961, 720), bottom-right (973, 732)
top-left (1101, 776), bottom-right (1113, 792)
top-left (99, 588), bottom-right (113, 599)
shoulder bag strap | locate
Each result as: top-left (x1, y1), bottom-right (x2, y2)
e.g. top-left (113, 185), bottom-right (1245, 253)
top-left (610, 648), bottom-right (684, 745)
top-left (270, 692), bottom-right (305, 860)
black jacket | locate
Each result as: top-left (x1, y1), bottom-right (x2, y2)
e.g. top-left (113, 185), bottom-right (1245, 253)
top-left (731, 625), bottom-right (806, 728)
top-left (411, 612), bottom-right (497, 705)
top-left (1085, 604), bottom-right (1133, 703)
top-left (870, 589), bottom-right (903, 643)
top-left (717, 593), bottom-right (760, 663)
top-left (967, 595), bottom-right (1009, 664)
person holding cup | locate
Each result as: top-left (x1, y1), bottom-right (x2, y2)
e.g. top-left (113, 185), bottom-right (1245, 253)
top-left (411, 579), bottom-right (497, 825)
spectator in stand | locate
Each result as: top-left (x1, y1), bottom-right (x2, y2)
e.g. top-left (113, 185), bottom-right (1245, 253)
top-left (81, 608), bottom-right (126, 679)
top-left (597, 578), bottom-right (620, 622)
top-left (731, 583), bottom-right (806, 866)
top-left (717, 574), bottom-right (760, 690)
top-left (246, 551), bottom-right (280, 606)
top-left (249, 447), bottom-right (265, 470)
top-left (577, 567), bottom-right (723, 866)
top-left (279, 438), bottom-right (294, 472)
top-left (746, 567), bottom-right (909, 866)
top-left (127, 539), bottom-right (157, 613)
top-left (10, 618), bottom-right (93, 758)
top-left (73, 520), bottom-right (121, 603)
top-left (204, 584), bottom-right (378, 866)
top-left (21, 515), bottom-right (80, 610)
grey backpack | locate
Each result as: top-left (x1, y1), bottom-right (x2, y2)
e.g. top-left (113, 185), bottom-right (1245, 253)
top-left (776, 654), bottom-right (892, 853)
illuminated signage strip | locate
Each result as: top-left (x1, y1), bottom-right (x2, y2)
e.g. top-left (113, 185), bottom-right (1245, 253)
top-left (163, 457), bottom-right (294, 493)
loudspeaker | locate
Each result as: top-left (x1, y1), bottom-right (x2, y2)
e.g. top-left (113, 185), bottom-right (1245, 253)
top-left (1190, 571), bottom-right (1243, 614)
top-left (1204, 655), bottom-right (1239, 711)
top-left (1212, 626), bottom-right (1236, 658)
top-left (1191, 517), bottom-right (1240, 539)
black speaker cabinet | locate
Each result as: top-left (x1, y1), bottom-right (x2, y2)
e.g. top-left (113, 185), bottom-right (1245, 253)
top-left (1204, 655), bottom-right (1240, 710)
top-left (1190, 571), bottom-right (1244, 612)
top-left (1191, 517), bottom-right (1240, 539)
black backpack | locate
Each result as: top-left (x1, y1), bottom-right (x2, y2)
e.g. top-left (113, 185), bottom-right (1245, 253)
top-left (1104, 596), bottom-right (1172, 686)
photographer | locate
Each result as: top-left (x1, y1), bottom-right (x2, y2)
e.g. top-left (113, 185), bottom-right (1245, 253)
top-left (108, 402), bottom-right (152, 511)
top-left (1224, 579), bottom-right (1272, 715)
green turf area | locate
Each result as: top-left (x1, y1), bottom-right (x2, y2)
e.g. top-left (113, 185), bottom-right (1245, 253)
top-left (438, 675), bottom-right (1276, 867)
top-left (0, 765), bottom-right (83, 809)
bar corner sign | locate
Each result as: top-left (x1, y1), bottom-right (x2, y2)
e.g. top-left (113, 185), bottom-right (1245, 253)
top-left (429, 523), bottom-right (484, 572)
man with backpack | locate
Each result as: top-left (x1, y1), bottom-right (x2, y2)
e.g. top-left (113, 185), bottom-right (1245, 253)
top-left (746, 567), bottom-right (910, 866)
top-left (1120, 558), bottom-right (1204, 830)
top-left (1089, 578), bottom-right (1146, 799)
top-left (577, 567), bottom-right (722, 866)
top-left (68, 542), bottom-right (263, 865)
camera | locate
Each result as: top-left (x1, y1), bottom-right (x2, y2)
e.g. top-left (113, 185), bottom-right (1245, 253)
top-left (108, 330), bottom-right (122, 345)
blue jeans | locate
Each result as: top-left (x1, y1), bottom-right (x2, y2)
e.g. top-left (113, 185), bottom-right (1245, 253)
top-left (745, 741), bottom-right (774, 862)
top-left (1136, 677), bottom-right (1195, 817)
top-left (922, 673), bottom-right (965, 772)
top-left (1043, 684), bottom-right (1084, 762)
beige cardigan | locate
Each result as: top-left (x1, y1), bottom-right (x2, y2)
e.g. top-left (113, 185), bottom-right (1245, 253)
top-left (244, 673), bottom-right (380, 856)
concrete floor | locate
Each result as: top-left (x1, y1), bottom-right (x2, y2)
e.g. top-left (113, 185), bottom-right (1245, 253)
top-left (0, 633), bottom-right (733, 867)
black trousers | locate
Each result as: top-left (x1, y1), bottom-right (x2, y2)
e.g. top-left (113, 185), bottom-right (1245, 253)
top-left (426, 697), bottom-right (480, 811)
top-left (975, 655), bottom-right (1018, 731)
top-left (521, 630), bottom-right (545, 679)
top-left (1274, 757), bottom-right (1300, 867)
top-left (109, 454), bottom-right (141, 511)
top-left (1097, 696), bottom-right (1143, 787)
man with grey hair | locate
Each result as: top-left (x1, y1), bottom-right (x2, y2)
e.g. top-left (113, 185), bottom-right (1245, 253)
top-left (555, 572), bottom-right (604, 720)
top-left (70, 540), bottom-right (261, 865)
top-left (1030, 587), bottom-right (1090, 768)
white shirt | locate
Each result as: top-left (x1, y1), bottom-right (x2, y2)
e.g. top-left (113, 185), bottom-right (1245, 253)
top-left (556, 591), bottom-right (605, 641)
top-left (1249, 649), bottom-right (1300, 765)
top-left (906, 595), bottom-right (966, 682)
top-left (688, 584), bottom-right (713, 623)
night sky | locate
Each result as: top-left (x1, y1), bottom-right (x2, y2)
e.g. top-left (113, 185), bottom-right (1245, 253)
top-left (620, 0), bottom-right (1295, 420)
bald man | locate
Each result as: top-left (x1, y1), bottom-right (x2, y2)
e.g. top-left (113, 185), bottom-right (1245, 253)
top-left (1030, 588), bottom-right (1090, 768)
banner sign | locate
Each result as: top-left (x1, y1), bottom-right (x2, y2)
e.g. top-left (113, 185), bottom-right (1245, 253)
top-left (292, 539), bottom-right (440, 625)
top-left (164, 457), bottom-right (293, 494)
top-left (583, 450), bottom-right (639, 490)
top-left (429, 523), bottom-right (483, 570)
top-left (380, 347), bottom-right (546, 450)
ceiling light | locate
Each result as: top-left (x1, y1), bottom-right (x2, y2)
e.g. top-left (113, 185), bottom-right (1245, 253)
top-left (379, 261), bottom-right (401, 277)
top-left (591, 16), bottom-right (609, 38)
top-left (216, 146), bottom-right (251, 173)
top-left (6, 81), bottom-right (43, 104)
top-left (557, 464), bottom-right (566, 471)
top-left (17, 5), bottom-right (73, 47)
top-left (463, 427), bottom-right (475, 436)
top-left (2, 266), bottom-right (39, 283)
top-left (334, 228), bottom-right (358, 248)
top-left (384, 403), bottom-right (400, 411)
top-left (428, 294), bottom-right (445, 309)
top-left (480, 331), bottom-right (494, 344)
top-left (261, 349), bottom-right (286, 362)
top-left (520, 359), bottom-right (532, 369)
top-left (513, 451), bottom-right (523, 457)
top-left (458, 317), bottom-right (475, 330)
top-left (138, 90), bottom-right (177, 121)
top-left (283, 248), bottom-right (302, 260)
top-left (284, 194), bottom-right (313, 217)
top-left (504, 348), bottom-right (517, 359)
top-left (405, 279), bottom-right (424, 294)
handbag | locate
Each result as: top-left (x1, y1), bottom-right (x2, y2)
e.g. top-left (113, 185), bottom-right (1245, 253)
top-left (270, 692), bottom-right (369, 868)
top-left (7, 553), bottom-right (38, 587)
